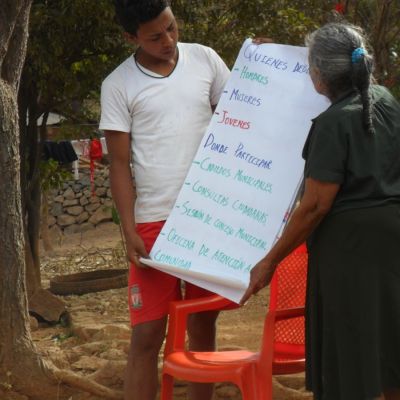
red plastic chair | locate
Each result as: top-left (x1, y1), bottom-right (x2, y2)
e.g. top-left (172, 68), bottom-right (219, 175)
top-left (160, 244), bottom-right (308, 400)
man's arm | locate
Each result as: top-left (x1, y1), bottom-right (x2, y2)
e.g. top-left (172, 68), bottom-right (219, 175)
top-left (105, 130), bottom-right (149, 267)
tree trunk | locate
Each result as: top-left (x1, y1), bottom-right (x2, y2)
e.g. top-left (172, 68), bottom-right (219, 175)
top-left (41, 191), bottom-right (54, 253)
top-left (19, 69), bottom-right (43, 297)
top-left (0, 2), bottom-right (70, 398)
top-left (0, 3), bottom-right (124, 398)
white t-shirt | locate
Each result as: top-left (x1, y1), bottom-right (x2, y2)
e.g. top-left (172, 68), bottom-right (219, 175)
top-left (100, 42), bottom-right (230, 223)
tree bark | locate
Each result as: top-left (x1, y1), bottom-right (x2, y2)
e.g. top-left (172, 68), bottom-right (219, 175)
top-left (0, 2), bottom-right (62, 397)
top-left (40, 191), bottom-right (54, 253)
top-left (0, 2), bottom-right (58, 395)
top-left (0, 3), bottom-right (125, 398)
top-left (18, 69), bottom-right (43, 297)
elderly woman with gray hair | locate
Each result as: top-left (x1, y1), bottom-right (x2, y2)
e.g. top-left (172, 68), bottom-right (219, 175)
top-left (241, 23), bottom-right (400, 400)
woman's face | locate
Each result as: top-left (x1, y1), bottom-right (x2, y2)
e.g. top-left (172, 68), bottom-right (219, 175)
top-left (309, 66), bottom-right (321, 92)
top-left (309, 65), bottom-right (329, 98)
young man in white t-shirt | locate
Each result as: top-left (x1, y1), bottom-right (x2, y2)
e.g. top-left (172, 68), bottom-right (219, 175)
top-left (99, 1), bottom-right (230, 399)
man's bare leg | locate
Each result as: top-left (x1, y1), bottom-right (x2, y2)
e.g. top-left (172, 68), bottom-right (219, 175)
top-left (187, 310), bottom-right (219, 400)
top-left (124, 316), bottom-right (167, 400)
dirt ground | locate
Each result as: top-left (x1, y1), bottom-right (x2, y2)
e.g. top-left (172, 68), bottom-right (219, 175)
top-left (29, 222), bottom-right (312, 400)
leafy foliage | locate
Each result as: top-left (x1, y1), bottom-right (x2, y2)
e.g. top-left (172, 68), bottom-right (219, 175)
top-left (39, 158), bottom-right (72, 192)
top-left (171, 1), bottom-right (331, 67)
top-left (25, 0), bottom-right (400, 123)
top-left (340, 0), bottom-right (400, 97)
top-left (171, 0), bottom-right (399, 96)
top-left (27, 0), bottom-right (130, 131)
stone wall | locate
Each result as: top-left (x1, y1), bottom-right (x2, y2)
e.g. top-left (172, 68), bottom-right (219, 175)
top-left (47, 167), bottom-right (113, 235)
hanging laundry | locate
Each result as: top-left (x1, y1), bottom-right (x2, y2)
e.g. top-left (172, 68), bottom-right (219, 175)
top-left (71, 138), bottom-right (108, 180)
top-left (89, 138), bottom-right (103, 196)
top-left (43, 140), bottom-right (78, 164)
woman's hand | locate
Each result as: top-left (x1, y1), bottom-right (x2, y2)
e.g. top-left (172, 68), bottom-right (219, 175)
top-left (125, 230), bottom-right (150, 268)
top-left (240, 258), bottom-right (276, 305)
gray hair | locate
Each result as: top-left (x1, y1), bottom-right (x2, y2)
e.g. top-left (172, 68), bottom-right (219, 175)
top-left (306, 23), bottom-right (375, 134)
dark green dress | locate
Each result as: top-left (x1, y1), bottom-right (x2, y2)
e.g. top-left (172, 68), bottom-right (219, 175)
top-left (302, 85), bottom-right (400, 400)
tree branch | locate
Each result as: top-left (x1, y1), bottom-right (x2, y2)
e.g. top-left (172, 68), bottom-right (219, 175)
top-left (1, 0), bottom-right (32, 89)
top-left (53, 367), bottom-right (124, 399)
top-left (0, 1), bottom-right (20, 65)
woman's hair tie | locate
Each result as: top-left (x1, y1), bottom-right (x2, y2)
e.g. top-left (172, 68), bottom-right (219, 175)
top-left (352, 47), bottom-right (367, 64)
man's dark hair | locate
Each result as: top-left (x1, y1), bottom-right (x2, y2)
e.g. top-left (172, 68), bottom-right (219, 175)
top-left (114, 0), bottom-right (170, 35)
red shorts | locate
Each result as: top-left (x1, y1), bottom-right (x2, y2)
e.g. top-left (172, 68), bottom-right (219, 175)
top-left (128, 221), bottom-right (214, 326)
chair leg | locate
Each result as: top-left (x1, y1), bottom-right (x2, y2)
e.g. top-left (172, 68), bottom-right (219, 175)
top-left (255, 378), bottom-right (272, 400)
top-left (160, 373), bottom-right (174, 400)
top-left (238, 371), bottom-right (272, 400)
top-left (239, 379), bottom-right (258, 400)
top-left (240, 385), bottom-right (257, 400)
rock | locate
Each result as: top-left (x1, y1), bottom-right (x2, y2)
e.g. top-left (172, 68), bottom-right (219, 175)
top-left (216, 384), bottom-right (239, 398)
top-left (45, 164), bottom-right (114, 233)
top-left (29, 315), bottom-right (39, 331)
top-left (76, 211), bottom-right (89, 224)
top-left (49, 223), bottom-right (62, 238)
top-left (95, 177), bottom-right (105, 187)
top-left (99, 348), bottom-right (125, 360)
top-left (66, 206), bottom-right (84, 216)
top-left (64, 224), bottom-right (80, 235)
top-left (47, 215), bottom-right (56, 227)
top-left (275, 373), bottom-right (307, 391)
top-left (81, 175), bottom-right (91, 186)
top-left (95, 187), bottom-right (107, 197)
top-left (72, 356), bottom-right (108, 371)
top-left (92, 324), bottom-right (131, 341)
top-left (28, 288), bottom-right (66, 323)
top-left (79, 196), bottom-right (89, 206)
top-left (63, 187), bottom-right (75, 200)
top-left (71, 341), bottom-right (114, 355)
top-left (89, 195), bottom-right (100, 204)
top-left (50, 202), bottom-right (63, 217)
top-left (89, 360), bottom-right (126, 387)
top-left (103, 199), bottom-right (113, 208)
top-left (272, 377), bottom-right (312, 399)
top-left (73, 183), bottom-right (83, 192)
top-left (48, 349), bottom-right (70, 369)
top-left (89, 206), bottom-right (112, 226)
top-left (54, 195), bottom-right (64, 203)
top-left (72, 323), bottom-right (107, 340)
top-left (49, 188), bottom-right (60, 196)
top-left (79, 222), bottom-right (95, 232)
top-left (63, 199), bottom-right (78, 207)
top-left (86, 203), bottom-right (101, 213)
top-left (57, 214), bottom-right (76, 227)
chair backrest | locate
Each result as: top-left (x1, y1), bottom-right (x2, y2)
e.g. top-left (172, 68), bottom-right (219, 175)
top-left (266, 244), bottom-right (308, 358)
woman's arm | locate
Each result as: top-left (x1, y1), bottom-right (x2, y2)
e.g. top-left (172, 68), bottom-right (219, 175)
top-left (240, 177), bottom-right (340, 304)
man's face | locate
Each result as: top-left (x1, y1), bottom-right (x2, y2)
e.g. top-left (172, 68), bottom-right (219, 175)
top-left (129, 7), bottom-right (179, 62)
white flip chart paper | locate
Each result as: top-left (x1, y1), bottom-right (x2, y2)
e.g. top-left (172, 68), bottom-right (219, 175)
top-left (142, 39), bottom-right (329, 303)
